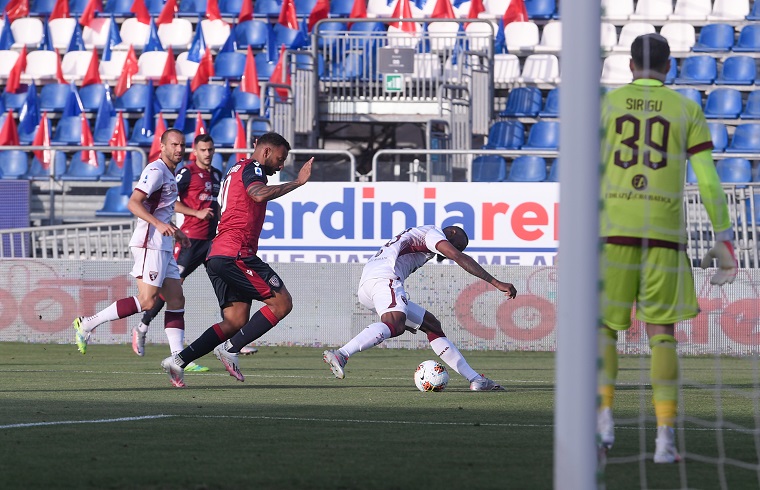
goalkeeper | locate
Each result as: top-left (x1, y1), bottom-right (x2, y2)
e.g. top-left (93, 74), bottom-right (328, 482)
top-left (597, 33), bottom-right (736, 464)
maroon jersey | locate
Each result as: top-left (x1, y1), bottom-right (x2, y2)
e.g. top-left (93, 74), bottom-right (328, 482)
top-left (208, 159), bottom-right (268, 258)
top-left (175, 163), bottom-right (222, 240)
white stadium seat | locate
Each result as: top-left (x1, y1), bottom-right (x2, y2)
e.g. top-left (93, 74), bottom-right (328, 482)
top-left (601, 54), bottom-right (633, 85)
top-left (518, 54), bottom-right (560, 85)
top-left (61, 50), bottom-right (93, 82)
top-left (504, 21), bottom-right (539, 54)
top-left (157, 18), bottom-right (193, 50)
top-left (613, 22), bottom-right (656, 52)
top-left (708, 0), bottom-right (750, 21)
top-left (134, 51), bottom-right (169, 82)
top-left (82, 17), bottom-right (113, 50)
top-left (629, 0), bottom-right (673, 21)
top-left (200, 19), bottom-right (232, 51)
top-left (23, 50), bottom-right (59, 81)
top-left (669, 0), bottom-right (711, 21)
top-left (493, 53), bottom-right (521, 85)
top-left (49, 18), bottom-right (77, 51)
top-left (535, 20), bottom-right (561, 54)
top-left (175, 51), bottom-right (199, 81)
top-left (600, 22), bottom-right (618, 51)
top-left (601, 0), bottom-right (633, 21)
top-left (11, 18), bottom-right (43, 49)
top-left (0, 50), bottom-right (20, 79)
top-left (660, 22), bottom-right (696, 53)
top-left (118, 18), bottom-right (151, 51)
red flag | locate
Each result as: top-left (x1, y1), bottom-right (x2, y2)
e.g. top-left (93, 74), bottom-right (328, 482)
top-left (156, 0), bottom-right (177, 25)
top-left (347, 0), bottom-right (366, 29)
top-left (148, 115), bottom-right (167, 162)
top-left (158, 46), bottom-right (177, 85)
top-left (32, 112), bottom-right (51, 168)
top-left (269, 44), bottom-right (290, 100)
top-left (240, 46), bottom-right (260, 96)
top-left (79, 0), bottom-right (103, 27)
top-left (188, 112), bottom-right (206, 161)
top-left (54, 48), bottom-right (66, 84)
top-left (108, 112), bottom-right (127, 168)
top-left (238, 0), bottom-right (253, 22)
top-left (278, 0), bottom-right (298, 29)
top-left (80, 114), bottom-right (98, 167)
top-left (503, 0), bottom-right (528, 25)
top-left (431, 0), bottom-right (455, 19)
top-left (130, 0), bottom-right (151, 24)
top-left (308, 0), bottom-right (329, 32)
top-left (0, 110), bottom-right (19, 146)
top-left (234, 113), bottom-right (247, 162)
top-left (5, 46), bottom-right (27, 95)
top-left (114, 45), bottom-right (138, 97)
top-left (466, 0), bottom-right (485, 20)
top-left (4, 0), bottom-right (29, 22)
top-left (81, 47), bottom-right (102, 87)
top-left (49, 0), bottom-right (70, 20)
top-left (389, 0), bottom-right (416, 33)
top-left (190, 48), bottom-right (214, 92)
top-left (206, 0), bottom-right (222, 21)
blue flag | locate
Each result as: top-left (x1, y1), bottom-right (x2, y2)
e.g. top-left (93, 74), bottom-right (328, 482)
top-left (62, 82), bottom-right (83, 117)
top-left (219, 30), bottom-right (237, 53)
top-left (494, 19), bottom-right (506, 54)
top-left (40, 18), bottom-right (54, 51)
top-left (141, 79), bottom-right (156, 138)
top-left (291, 18), bottom-right (310, 50)
top-left (144, 18), bottom-right (163, 52)
top-left (94, 84), bottom-right (115, 135)
top-left (173, 79), bottom-right (191, 131)
top-left (68, 18), bottom-right (86, 52)
top-left (0, 15), bottom-right (14, 50)
top-left (19, 80), bottom-right (39, 136)
top-left (186, 17), bottom-right (206, 62)
top-left (120, 151), bottom-right (134, 195)
top-left (210, 80), bottom-right (233, 128)
top-left (102, 15), bottom-right (122, 61)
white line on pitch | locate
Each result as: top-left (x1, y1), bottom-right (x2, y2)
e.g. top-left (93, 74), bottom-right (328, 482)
top-left (0, 414), bottom-right (173, 430)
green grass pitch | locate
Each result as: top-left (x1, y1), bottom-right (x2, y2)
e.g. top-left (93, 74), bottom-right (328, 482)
top-left (0, 343), bottom-right (757, 489)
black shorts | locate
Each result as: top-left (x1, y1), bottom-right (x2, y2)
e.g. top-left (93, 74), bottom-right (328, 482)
top-left (174, 239), bottom-right (211, 279)
top-left (206, 255), bottom-right (284, 308)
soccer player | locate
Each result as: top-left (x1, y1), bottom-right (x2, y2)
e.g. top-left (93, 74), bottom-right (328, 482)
top-left (597, 33), bottom-right (736, 463)
top-left (323, 224), bottom-right (517, 391)
top-left (73, 129), bottom-right (192, 356)
top-left (160, 132), bottom-right (313, 387)
top-left (130, 134), bottom-right (223, 372)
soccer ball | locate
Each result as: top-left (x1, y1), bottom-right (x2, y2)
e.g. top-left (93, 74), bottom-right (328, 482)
top-left (414, 360), bottom-right (449, 392)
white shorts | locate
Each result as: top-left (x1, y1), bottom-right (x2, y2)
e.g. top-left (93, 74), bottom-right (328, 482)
top-left (357, 278), bottom-right (426, 331)
top-left (130, 247), bottom-right (181, 287)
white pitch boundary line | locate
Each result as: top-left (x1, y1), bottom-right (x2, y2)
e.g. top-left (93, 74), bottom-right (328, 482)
top-left (0, 414), bottom-right (173, 430)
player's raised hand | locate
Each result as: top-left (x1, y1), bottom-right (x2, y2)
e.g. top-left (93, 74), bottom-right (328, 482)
top-left (296, 158), bottom-right (314, 185)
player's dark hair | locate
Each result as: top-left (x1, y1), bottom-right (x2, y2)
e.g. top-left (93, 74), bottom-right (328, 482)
top-left (256, 132), bottom-right (291, 151)
top-left (631, 33), bottom-right (670, 73)
top-left (160, 128), bottom-right (185, 144)
top-left (194, 133), bottom-right (214, 146)
top-left (438, 226), bottom-right (470, 262)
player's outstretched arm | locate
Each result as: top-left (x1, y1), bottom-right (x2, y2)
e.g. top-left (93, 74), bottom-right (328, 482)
top-left (247, 158), bottom-right (314, 203)
top-left (436, 240), bottom-right (517, 299)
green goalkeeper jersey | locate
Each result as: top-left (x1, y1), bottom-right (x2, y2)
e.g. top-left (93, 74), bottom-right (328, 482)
top-left (600, 78), bottom-right (731, 244)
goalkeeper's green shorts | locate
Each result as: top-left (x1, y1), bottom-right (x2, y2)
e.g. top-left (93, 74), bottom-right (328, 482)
top-left (601, 243), bottom-right (699, 330)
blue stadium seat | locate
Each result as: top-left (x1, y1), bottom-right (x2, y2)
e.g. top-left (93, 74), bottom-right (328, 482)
top-left (232, 87), bottom-right (261, 114)
top-left (522, 121), bottom-right (559, 150)
top-left (471, 155), bottom-right (507, 182)
top-left (219, 0), bottom-right (243, 15)
top-left (547, 159), bottom-right (559, 182)
top-left (115, 83), bottom-right (152, 112)
top-left (3, 88), bottom-right (29, 112)
top-left (255, 52), bottom-right (276, 80)
top-left (703, 88), bottom-right (742, 119)
top-left (155, 84), bottom-right (187, 112)
top-left (483, 121), bottom-right (525, 150)
top-left (95, 186), bottom-right (132, 217)
top-left (39, 83), bottom-right (71, 113)
top-left (70, 0), bottom-right (92, 14)
top-left (748, 1), bottom-right (760, 21)
top-left (708, 122), bottom-right (728, 152)
top-left (349, 21), bottom-right (386, 34)
top-left (329, 0), bottom-right (353, 16)
top-left (664, 56), bottom-right (677, 84)
top-left (192, 84), bottom-right (227, 112)
top-left (214, 52), bottom-right (247, 80)
top-left (507, 155), bottom-right (547, 182)
top-left (94, 116), bottom-right (130, 145)
top-left (500, 87), bottom-right (542, 118)
top-left (25, 152), bottom-right (67, 180)
top-left (674, 87), bottom-right (702, 107)
top-left (79, 84), bottom-right (106, 112)
top-left (250, 117), bottom-right (270, 138)
top-left (715, 56), bottom-right (756, 86)
top-left (317, 21), bottom-right (347, 52)
top-left (741, 91), bottom-right (760, 119)
top-left (272, 23), bottom-right (301, 50)
top-left (674, 56), bottom-right (717, 85)
top-left (538, 87), bottom-right (559, 117)
top-left (716, 157), bottom-right (752, 184)
top-left (691, 23), bottom-right (735, 52)
top-left (101, 151), bottom-right (144, 182)
top-left (733, 24), bottom-right (760, 52)
top-left (146, 0), bottom-right (166, 14)
top-left (525, 0), bottom-right (556, 19)
top-left (51, 116), bottom-right (82, 145)
top-left (295, 52), bottom-right (325, 77)
top-left (235, 20), bottom-right (268, 50)
top-left (254, 0), bottom-right (282, 17)
top-left (104, 0), bottom-right (135, 15)
top-left (178, 0), bottom-right (206, 15)
top-left (0, 150), bottom-right (28, 179)
top-left (129, 116), bottom-right (160, 146)
top-left (30, 0), bottom-right (56, 15)
top-left (209, 117), bottom-right (238, 147)
top-left (59, 151), bottom-right (106, 181)
top-left (295, 0), bottom-right (316, 15)
top-left (726, 123), bottom-right (760, 153)
top-left (210, 152), bottom-right (225, 173)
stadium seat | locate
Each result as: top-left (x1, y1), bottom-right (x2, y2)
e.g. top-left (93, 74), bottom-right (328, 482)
top-left (703, 88), bottom-right (742, 119)
top-left (659, 22), bottom-right (696, 52)
top-left (118, 18), bottom-right (151, 51)
top-left (220, 0), bottom-right (243, 16)
top-left (23, 50), bottom-right (59, 82)
top-left (708, 0), bottom-right (749, 21)
top-left (178, 0), bottom-right (206, 15)
top-left (471, 155), bottom-right (507, 182)
top-left (507, 155), bottom-right (547, 182)
top-left (70, 0), bottom-right (92, 14)
top-left (3, 88), bottom-right (28, 111)
top-left (129, 116), bottom-right (160, 146)
top-left (157, 19), bottom-right (194, 50)
top-left (601, 0), bottom-right (633, 21)
top-left (60, 151), bottom-right (106, 181)
top-left (330, 0), bottom-right (354, 16)
top-left (538, 87), bottom-right (559, 117)
top-left (674, 55), bottom-right (717, 84)
top-left (295, 0), bottom-right (317, 15)
top-left (547, 159), bottom-right (559, 182)
top-left (741, 91), bottom-right (760, 120)
top-left (234, 20), bottom-right (268, 51)
top-left (427, 21), bottom-right (459, 53)
top-left (518, 54), bottom-right (559, 84)
top-left (0, 151), bottom-right (28, 179)
top-left (669, 0), bottom-right (711, 21)
top-left (104, 0), bottom-right (135, 15)
top-left (40, 83), bottom-right (73, 113)
top-left (209, 117), bottom-right (238, 147)
top-left (94, 116), bottom-right (130, 145)
top-left (100, 51), bottom-right (128, 82)
top-left (200, 19), bottom-right (231, 51)
top-left (525, 0), bottom-right (556, 20)
top-left (101, 152), bottom-right (144, 182)
top-left (79, 84), bottom-right (105, 112)
top-left (255, 52), bottom-right (276, 81)
top-left (483, 121), bottom-right (525, 150)
top-left (716, 157), bottom-right (752, 184)
top-left (175, 51), bottom-right (199, 80)
top-left (503, 21), bottom-right (540, 54)
top-left (493, 53), bottom-right (521, 85)
top-left (500, 87), bottom-right (542, 118)
top-left (600, 22), bottom-right (618, 51)
top-left (232, 87), bottom-right (261, 114)
top-left (674, 87), bottom-right (702, 107)
top-left (30, 0), bottom-right (56, 16)
top-left (11, 18), bottom-right (43, 49)
top-left (664, 56), bottom-right (677, 84)
top-left (601, 54), bottom-right (633, 85)
top-left (708, 122), bottom-right (728, 152)
top-left (522, 121), bottom-right (559, 150)
top-left (613, 22), bottom-right (656, 52)
top-left (715, 56), bottom-right (756, 86)
top-left (192, 84), bottom-right (227, 112)
top-left (465, 22), bottom-right (493, 53)
top-left (535, 20), bottom-right (561, 53)
top-left (733, 24), bottom-right (760, 52)
top-left (51, 116), bottom-right (82, 145)
top-left (214, 52), bottom-right (246, 80)
top-left (210, 152), bottom-right (225, 173)
top-left (411, 53), bottom-right (441, 81)
top-left (82, 17), bottom-right (112, 50)
top-left (748, 1), bottom-right (760, 20)
top-left (115, 84), bottom-right (153, 112)
top-left (366, 0), bottom-right (392, 17)
top-left (49, 18), bottom-right (76, 51)
top-left (250, 117), bottom-right (270, 138)
top-left (629, 0), bottom-right (673, 20)
top-left (155, 84), bottom-right (186, 112)
top-left (95, 186), bottom-right (132, 217)
top-left (726, 123), bottom-right (760, 153)
top-left (692, 23), bottom-right (735, 52)
top-left (61, 50), bottom-right (94, 83)
top-left (254, 0), bottom-right (282, 17)
top-left (135, 51), bottom-right (170, 82)
top-left (25, 152), bottom-right (66, 180)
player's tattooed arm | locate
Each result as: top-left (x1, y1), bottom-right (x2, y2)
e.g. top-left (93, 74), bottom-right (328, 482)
top-left (247, 180), bottom-right (304, 202)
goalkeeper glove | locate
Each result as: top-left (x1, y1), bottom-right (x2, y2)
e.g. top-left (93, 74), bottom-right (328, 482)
top-left (700, 241), bottom-right (737, 285)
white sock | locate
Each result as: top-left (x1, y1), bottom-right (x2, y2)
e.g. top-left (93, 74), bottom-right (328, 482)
top-left (339, 322), bottom-right (392, 358)
top-left (164, 328), bottom-right (185, 355)
top-left (137, 322), bottom-right (149, 333)
top-left (81, 297), bottom-right (140, 333)
top-left (430, 337), bottom-right (480, 382)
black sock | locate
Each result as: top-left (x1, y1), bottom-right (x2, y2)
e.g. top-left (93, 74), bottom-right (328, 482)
top-left (177, 325), bottom-right (226, 367)
top-left (227, 310), bottom-right (276, 353)
top-left (141, 297), bottom-right (166, 325)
